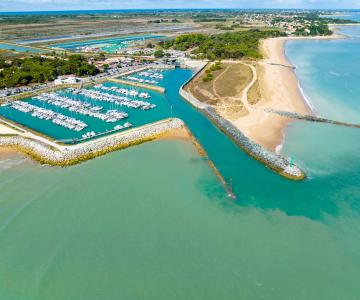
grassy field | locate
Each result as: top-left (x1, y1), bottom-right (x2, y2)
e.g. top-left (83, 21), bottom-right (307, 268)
top-left (247, 64), bottom-right (263, 105)
top-left (214, 63), bottom-right (252, 98)
top-left (186, 62), bottom-right (253, 120)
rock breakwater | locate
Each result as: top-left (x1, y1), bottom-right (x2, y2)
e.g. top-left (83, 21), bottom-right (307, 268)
top-left (0, 118), bottom-right (184, 166)
top-left (204, 107), bottom-right (305, 180)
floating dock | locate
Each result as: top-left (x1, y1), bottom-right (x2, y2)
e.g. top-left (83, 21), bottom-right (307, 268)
top-left (108, 78), bottom-right (165, 93)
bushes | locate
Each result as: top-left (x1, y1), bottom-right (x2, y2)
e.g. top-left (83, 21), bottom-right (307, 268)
top-left (210, 62), bottom-right (223, 71)
top-left (202, 62), bottom-right (222, 82)
top-left (203, 74), bottom-right (213, 82)
top-left (154, 50), bottom-right (165, 58)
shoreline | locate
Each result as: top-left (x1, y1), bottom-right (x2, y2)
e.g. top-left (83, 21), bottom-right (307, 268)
top-left (242, 29), bottom-right (347, 151)
top-left (179, 68), bottom-right (306, 180)
top-left (0, 117), bottom-right (230, 193)
top-left (232, 36), bottom-right (311, 151)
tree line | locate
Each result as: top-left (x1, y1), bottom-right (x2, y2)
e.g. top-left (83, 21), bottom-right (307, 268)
top-left (159, 30), bottom-right (286, 60)
top-left (0, 54), bottom-right (99, 88)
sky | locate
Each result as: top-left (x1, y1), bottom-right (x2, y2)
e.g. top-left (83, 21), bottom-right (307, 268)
top-left (0, 0), bottom-right (359, 12)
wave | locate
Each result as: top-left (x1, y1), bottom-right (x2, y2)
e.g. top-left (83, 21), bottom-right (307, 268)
top-left (291, 61), bottom-right (318, 115)
top-left (0, 157), bottom-right (25, 173)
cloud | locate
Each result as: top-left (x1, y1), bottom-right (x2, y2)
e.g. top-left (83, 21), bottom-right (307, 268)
top-left (0, 0), bottom-right (359, 11)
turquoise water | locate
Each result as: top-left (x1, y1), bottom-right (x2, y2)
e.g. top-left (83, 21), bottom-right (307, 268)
top-left (283, 26), bottom-right (360, 179)
top-left (122, 69), bottom-right (166, 87)
top-left (286, 26), bottom-right (360, 122)
top-left (0, 43), bottom-right (42, 52)
top-left (2, 26), bottom-right (360, 299)
top-left (53, 35), bottom-right (164, 51)
top-left (0, 81), bottom-right (171, 142)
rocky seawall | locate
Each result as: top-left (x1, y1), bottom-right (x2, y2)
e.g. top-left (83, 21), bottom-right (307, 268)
top-left (0, 118), bottom-right (184, 166)
top-left (203, 107), bottom-right (305, 180)
top-left (179, 75), bottom-right (305, 180)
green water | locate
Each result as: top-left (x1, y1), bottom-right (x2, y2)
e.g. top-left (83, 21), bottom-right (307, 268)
top-left (1, 141), bottom-right (360, 300)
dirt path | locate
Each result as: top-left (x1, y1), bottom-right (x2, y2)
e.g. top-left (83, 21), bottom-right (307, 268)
top-left (240, 62), bottom-right (258, 112)
top-left (214, 62), bottom-right (257, 113)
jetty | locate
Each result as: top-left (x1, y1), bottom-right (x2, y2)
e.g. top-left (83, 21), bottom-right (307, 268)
top-left (0, 118), bottom-right (185, 166)
top-left (179, 62), bottom-right (306, 180)
top-left (204, 107), bottom-right (305, 180)
top-left (266, 109), bottom-right (360, 129)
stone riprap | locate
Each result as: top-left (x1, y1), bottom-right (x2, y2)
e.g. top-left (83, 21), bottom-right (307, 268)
top-left (0, 118), bottom-right (184, 166)
top-left (204, 107), bottom-right (305, 179)
top-left (179, 72), bottom-right (305, 180)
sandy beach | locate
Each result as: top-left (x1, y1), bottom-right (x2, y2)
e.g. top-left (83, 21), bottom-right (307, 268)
top-left (232, 37), bottom-right (309, 151)
top-left (233, 32), bottom-right (344, 151)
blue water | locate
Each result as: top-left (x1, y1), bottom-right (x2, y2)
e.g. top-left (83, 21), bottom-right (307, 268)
top-left (286, 26), bottom-right (360, 123)
top-left (3, 51), bottom-right (360, 221)
top-left (0, 43), bottom-right (42, 52)
top-left (121, 69), bottom-right (167, 87)
top-left (0, 79), bottom-right (173, 142)
top-left (281, 25), bottom-right (360, 204)
top-left (327, 12), bottom-right (360, 22)
top-left (53, 35), bottom-right (164, 51)
top-left (17, 36), bottom-right (72, 44)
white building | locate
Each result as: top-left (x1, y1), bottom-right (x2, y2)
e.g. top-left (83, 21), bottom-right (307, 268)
top-left (54, 76), bottom-right (79, 86)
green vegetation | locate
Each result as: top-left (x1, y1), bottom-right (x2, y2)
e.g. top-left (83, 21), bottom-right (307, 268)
top-left (322, 17), bottom-right (359, 24)
top-left (148, 18), bottom-right (181, 24)
top-left (192, 12), bottom-right (227, 23)
top-left (0, 58), bottom-right (7, 69)
top-left (215, 24), bottom-right (234, 31)
top-left (203, 62), bottom-right (223, 82)
top-left (154, 49), bottom-right (165, 58)
top-left (0, 54), bottom-right (99, 88)
top-left (215, 23), bottom-right (243, 31)
top-left (160, 30), bottom-right (286, 60)
top-left (294, 22), bottom-right (332, 36)
top-left (203, 73), bottom-right (213, 82)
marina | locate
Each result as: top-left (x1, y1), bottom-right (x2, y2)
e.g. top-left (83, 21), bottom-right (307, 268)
top-left (123, 69), bottom-right (166, 86)
top-left (1, 8), bottom-right (360, 300)
top-left (74, 88), bottom-right (155, 110)
top-left (0, 67), bottom-right (304, 178)
top-left (0, 81), bottom-right (170, 143)
top-left (35, 93), bottom-right (129, 123)
top-left (9, 101), bottom-right (88, 131)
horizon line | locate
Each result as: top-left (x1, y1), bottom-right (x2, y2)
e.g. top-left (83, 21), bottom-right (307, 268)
top-left (0, 8), bottom-right (359, 14)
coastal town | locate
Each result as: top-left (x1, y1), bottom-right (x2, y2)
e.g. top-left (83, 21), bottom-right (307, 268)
top-left (0, 9), bottom-right (357, 180)
top-left (1, 4), bottom-right (360, 300)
